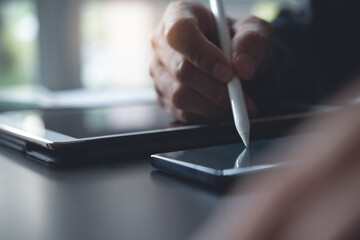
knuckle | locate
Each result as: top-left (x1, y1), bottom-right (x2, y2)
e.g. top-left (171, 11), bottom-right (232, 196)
top-left (255, 17), bottom-right (273, 36)
top-left (174, 58), bottom-right (192, 82)
top-left (168, 0), bottom-right (188, 10)
top-left (154, 85), bottom-right (162, 97)
top-left (258, 17), bottom-right (272, 31)
top-left (178, 110), bottom-right (187, 122)
top-left (214, 86), bottom-right (229, 106)
top-left (243, 15), bottom-right (260, 23)
top-left (150, 34), bottom-right (157, 49)
top-left (242, 15), bottom-right (273, 36)
top-left (178, 111), bottom-right (192, 123)
top-left (189, 47), bottom-right (207, 67)
top-left (243, 15), bottom-right (266, 26)
top-left (243, 30), bottom-right (268, 49)
top-left (167, 1), bottom-right (194, 16)
top-left (171, 85), bottom-right (187, 109)
top-left (149, 62), bottom-right (155, 78)
top-left (149, 59), bottom-right (158, 79)
top-left (167, 0), bottom-right (178, 9)
top-left (149, 67), bottom-right (154, 79)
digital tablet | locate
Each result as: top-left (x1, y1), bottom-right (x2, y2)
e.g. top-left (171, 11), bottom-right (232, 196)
top-left (0, 103), bottom-right (244, 165)
top-left (0, 101), bottom-right (322, 165)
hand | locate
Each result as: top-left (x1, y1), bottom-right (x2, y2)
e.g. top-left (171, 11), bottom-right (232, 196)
top-left (150, 1), bottom-right (273, 123)
top-left (191, 80), bottom-right (360, 240)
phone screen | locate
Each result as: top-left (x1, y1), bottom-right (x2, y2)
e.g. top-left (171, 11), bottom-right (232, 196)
top-left (153, 135), bottom-right (305, 172)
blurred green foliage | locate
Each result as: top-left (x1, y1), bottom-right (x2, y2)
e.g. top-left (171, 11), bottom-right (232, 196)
top-left (0, 0), bottom-right (37, 87)
top-left (251, 0), bottom-right (299, 21)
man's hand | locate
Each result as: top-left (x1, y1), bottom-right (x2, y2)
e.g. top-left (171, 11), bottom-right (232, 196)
top-left (150, 1), bottom-right (273, 123)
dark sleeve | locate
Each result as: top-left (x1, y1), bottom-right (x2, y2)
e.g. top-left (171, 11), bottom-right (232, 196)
top-left (244, 0), bottom-right (360, 110)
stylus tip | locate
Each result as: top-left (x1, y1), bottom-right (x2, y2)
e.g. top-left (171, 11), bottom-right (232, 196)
top-left (240, 133), bottom-right (250, 148)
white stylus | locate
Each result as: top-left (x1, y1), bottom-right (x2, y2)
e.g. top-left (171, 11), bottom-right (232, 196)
top-left (210, 0), bottom-right (250, 147)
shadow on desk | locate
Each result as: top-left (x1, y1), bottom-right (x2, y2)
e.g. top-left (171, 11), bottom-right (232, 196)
top-left (0, 143), bottom-right (148, 183)
top-left (150, 170), bottom-right (233, 195)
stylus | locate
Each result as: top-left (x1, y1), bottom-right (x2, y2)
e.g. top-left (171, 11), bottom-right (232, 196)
top-left (209, 0), bottom-right (250, 148)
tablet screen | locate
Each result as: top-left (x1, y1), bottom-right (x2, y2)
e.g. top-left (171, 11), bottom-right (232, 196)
top-left (0, 102), bottom-right (314, 143)
top-left (0, 104), bottom-right (178, 139)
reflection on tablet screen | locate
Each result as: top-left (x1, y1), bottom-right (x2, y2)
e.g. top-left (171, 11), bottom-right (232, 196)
top-left (0, 104), bottom-right (177, 139)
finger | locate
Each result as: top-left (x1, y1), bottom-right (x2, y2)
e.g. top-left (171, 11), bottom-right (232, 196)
top-left (157, 83), bottom-right (226, 123)
top-left (244, 94), bottom-right (258, 118)
top-left (162, 1), bottom-right (233, 83)
top-left (231, 16), bottom-right (273, 80)
top-left (177, 62), bottom-right (231, 109)
top-left (154, 48), bottom-right (231, 108)
top-left (151, 55), bottom-right (255, 117)
top-left (151, 60), bottom-right (230, 121)
top-left (161, 98), bottom-right (219, 123)
top-left (151, 52), bottom-right (256, 120)
top-left (152, 14), bottom-right (230, 108)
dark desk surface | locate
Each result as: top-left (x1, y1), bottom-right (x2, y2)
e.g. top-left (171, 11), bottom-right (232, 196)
top-left (0, 145), bottom-right (243, 240)
top-left (0, 103), bottom-right (316, 240)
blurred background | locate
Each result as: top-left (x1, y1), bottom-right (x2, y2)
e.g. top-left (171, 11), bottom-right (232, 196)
top-left (0, 0), bottom-right (299, 107)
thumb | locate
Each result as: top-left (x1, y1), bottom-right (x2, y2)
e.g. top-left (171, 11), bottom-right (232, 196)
top-left (231, 16), bottom-right (273, 81)
top-left (164, 2), bottom-right (233, 83)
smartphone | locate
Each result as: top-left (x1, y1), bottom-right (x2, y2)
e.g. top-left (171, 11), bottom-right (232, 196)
top-left (150, 135), bottom-right (304, 187)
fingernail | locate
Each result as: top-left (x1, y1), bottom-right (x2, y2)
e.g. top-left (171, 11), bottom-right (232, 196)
top-left (212, 63), bottom-right (232, 83)
top-left (235, 54), bottom-right (256, 80)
